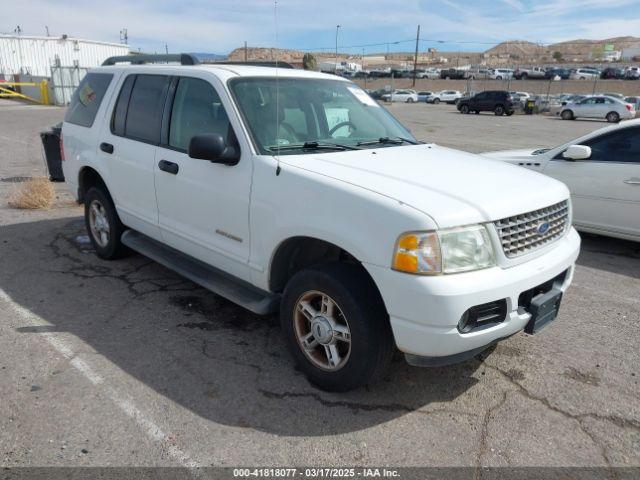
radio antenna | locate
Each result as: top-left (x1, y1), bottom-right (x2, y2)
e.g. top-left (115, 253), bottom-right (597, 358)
top-left (274, 0), bottom-right (282, 176)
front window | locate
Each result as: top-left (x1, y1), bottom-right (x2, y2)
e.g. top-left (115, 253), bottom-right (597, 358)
top-left (229, 77), bottom-right (415, 155)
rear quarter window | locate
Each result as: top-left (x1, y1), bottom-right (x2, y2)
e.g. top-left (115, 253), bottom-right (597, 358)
top-left (64, 73), bottom-right (114, 127)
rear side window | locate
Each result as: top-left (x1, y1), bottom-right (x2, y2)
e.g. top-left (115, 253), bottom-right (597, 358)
top-left (122, 74), bottom-right (170, 144)
top-left (65, 73), bottom-right (113, 127)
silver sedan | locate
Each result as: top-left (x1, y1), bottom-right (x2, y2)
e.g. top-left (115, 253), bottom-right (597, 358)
top-left (560, 95), bottom-right (636, 123)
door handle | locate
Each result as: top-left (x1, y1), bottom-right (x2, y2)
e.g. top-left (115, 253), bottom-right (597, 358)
top-left (100, 142), bottom-right (114, 154)
top-left (158, 159), bottom-right (179, 175)
top-left (624, 177), bottom-right (640, 185)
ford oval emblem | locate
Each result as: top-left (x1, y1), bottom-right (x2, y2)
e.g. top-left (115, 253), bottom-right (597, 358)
top-left (537, 222), bottom-right (550, 235)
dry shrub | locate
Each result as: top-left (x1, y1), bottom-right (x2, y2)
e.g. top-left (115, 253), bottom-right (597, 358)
top-left (8, 177), bottom-right (55, 209)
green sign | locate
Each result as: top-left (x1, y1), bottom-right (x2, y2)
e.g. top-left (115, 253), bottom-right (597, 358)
top-left (604, 44), bottom-right (614, 51)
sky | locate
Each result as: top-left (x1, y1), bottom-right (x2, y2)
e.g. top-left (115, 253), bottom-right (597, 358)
top-left (4, 0), bottom-right (640, 55)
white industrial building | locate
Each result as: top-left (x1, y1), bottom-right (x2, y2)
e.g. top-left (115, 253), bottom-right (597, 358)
top-left (0, 34), bottom-right (130, 104)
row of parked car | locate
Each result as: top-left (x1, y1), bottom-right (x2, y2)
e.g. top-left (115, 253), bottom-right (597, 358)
top-left (358, 65), bottom-right (640, 81)
top-left (369, 86), bottom-right (640, 123)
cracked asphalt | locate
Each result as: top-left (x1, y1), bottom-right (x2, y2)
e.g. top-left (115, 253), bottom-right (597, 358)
top-left (0, 99), bottom-right (638, 473)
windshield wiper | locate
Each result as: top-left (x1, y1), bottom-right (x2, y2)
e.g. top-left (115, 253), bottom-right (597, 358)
top-left (356, 137), bottom-right (420, 147)
top-left (266, 141), bottom-right (361, 152)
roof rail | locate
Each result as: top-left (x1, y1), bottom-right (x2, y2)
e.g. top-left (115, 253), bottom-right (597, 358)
top-left (102, 53), bottom-right (199, 66)
top-left (212, 61), bottom-right (295, 69)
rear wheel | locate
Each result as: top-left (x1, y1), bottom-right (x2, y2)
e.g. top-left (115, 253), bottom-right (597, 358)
top-left (280, 263), bottom-right (394, 392)
top-left (494, 104), bottom-right (505, 116)
top-left (84, 187), bottom-right (128, 260)
top-left (606, 111), bottom-right (620, 123)
top-left (561, 109), bottom-right (574, 120)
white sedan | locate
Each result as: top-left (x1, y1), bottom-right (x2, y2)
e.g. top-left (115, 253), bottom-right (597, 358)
top-left (560, 95), bottom-right (636, 123)
top-left (483, 119), bottom-right (640, 242)
top-left (381, 89), bottom-right (418, 103)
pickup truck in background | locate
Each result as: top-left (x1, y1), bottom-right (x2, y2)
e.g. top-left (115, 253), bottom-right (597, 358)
top-left (514, 67), bottom-right (547, 80)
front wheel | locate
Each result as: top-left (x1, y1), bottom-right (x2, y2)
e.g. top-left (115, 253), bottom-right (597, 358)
top-left (460, 104), bottom-right (470, 114)
top-left (406, 97), bottom-right (415, 103)
top-left (84, 187), bottom-right (128, 260)
top-left (280, 263), bottom-right (394, 392)
top-left (561, 109), bottom-right (574, 120)
top-left (433, 98), bottom-right (440, 104)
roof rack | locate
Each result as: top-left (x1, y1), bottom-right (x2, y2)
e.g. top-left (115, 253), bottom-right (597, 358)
top-left (102, 53), bottom-right (199, 66)
top-left (212, 61), bottom-right (295, 69)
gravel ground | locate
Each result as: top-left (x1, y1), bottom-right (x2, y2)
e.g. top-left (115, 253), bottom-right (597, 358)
top-left (0, 98), bottom-right (638, 477)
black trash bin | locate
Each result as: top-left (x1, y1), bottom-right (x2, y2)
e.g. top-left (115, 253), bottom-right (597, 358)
top-left (524, 99), bottom-right (536, 115)
top-left (41, 122), bottom-right (64, 182)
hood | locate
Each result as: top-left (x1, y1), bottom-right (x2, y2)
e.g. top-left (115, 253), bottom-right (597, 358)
top-left (281, 144), bottom-right (569, 229)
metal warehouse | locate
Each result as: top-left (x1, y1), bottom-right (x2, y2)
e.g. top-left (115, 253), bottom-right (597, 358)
top-left (0, 34), bottom-right (130, 104)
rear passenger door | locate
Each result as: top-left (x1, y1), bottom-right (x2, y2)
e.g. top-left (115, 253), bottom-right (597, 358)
top-left (154, 75), bottom-right (253, 281)
top-left (104, 73), bottom-right (171, 238)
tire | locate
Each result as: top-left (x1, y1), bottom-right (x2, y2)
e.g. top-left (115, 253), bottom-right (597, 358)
top-left (606, 111), bottom-right (620, 123)
top-left (474, 110), bottom-right (480, 114)
top-left (494, 104), bottom-right (505, 116)
top-left (561, 109), bottom-right (574, 120)
top-left (460, 104), bottom-right (470, 114)
top-left (406, 97), bottom-right (415, 103)
top-left (496, 76), bottom-right (503, 80)
top-left (280, 263), bottom-right (394, 392)
top-left (521, 73), bottom-right (528, 80)
top-left (433, 98), bottom-right (440, 104)
top-left (84, 186), bottom-right (128, 260)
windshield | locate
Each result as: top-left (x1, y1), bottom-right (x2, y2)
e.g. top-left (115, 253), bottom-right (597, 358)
top-left (228, 77), bottom-right (415, 155)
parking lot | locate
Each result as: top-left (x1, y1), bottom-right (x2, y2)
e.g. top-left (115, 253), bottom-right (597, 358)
top-left (1, 99), bottom-right (639, 474)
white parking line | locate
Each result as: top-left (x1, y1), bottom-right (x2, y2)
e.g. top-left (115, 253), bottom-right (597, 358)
top-left (0, 287), bottom-right (201, 471)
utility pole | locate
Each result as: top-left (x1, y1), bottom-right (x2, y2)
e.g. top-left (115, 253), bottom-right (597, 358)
top-left (335, 25), bottom-right (340, 73)
top-left (45, 26), bottom-right (50, 37)
top-left (165, 44), bottom-right (168, 54)
top-left (120, 28), bottom-right (128, 45)
top-left (244, 41), bottom-right (248, 62)
top-left (412, 25), bottom-right (420, 87)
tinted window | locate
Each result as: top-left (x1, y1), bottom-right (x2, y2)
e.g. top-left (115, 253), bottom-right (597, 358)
top-left (111, 75), bottom-right (135, 136)
top-left (65, 73), bottom-right (113, 127)
top-left (125, 75), bottom-right (170, 144)
top-left (584, 128), bottom-right (640, 163)
top-left (169, 77), bottom-right (232, 151)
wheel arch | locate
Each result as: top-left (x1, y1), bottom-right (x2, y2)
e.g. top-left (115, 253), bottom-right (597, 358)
top-left (78, 166), bottom-right (109, 203)
top-left (268, 236), bottom-right (387, 313)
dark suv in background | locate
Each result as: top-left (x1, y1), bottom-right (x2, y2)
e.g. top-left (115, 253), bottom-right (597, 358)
top-left (440, 68), bottom-right (466, 79)
top-left (456, 90), bottom-right (515, 116)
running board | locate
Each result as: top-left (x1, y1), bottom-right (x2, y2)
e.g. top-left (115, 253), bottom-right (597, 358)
top-left (121, 230), bottom-right (279, 315)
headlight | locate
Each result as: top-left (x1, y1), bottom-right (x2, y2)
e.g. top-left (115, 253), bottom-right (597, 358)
top-left (392, 225), bottom-right (495, 275)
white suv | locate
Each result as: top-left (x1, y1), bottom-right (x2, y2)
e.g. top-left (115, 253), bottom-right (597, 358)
top-left (62, 54), bottom-right (580, 392)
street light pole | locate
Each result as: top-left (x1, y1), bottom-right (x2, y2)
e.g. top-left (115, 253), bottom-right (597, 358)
top-left (335, 25), bottom-right (340, 73)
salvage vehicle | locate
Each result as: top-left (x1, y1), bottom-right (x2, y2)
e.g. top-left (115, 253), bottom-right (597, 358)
top-left (430, 90), bottom-right (463, 104)
top-left (483, 119), bottom-right (640, 242)
top-left (62, 54), bottom-right (580, 392)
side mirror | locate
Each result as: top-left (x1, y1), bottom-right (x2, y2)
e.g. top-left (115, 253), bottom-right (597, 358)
top-left (563, 144), bottom-right (591, 161)
top-left (188, 134), bottom-right (239, 165)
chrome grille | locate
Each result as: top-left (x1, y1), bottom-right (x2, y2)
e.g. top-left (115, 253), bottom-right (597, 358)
top-left (494, 200), bottom-right (569, 258)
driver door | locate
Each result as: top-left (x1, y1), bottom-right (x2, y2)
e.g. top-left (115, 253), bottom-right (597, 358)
top-left (543, 126), bottom-right (640, 238)
top-left (154, 75), bottom-right (253, 281)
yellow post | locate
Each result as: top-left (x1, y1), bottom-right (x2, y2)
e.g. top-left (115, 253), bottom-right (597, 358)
top-left (39, 80), bottom-right (50, 105)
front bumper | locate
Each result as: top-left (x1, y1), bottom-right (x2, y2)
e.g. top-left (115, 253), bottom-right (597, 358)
top-left (365, 228), bottom-right (580, 361)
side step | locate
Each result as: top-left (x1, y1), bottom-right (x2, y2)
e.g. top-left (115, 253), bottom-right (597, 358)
top-left (121, 230), bottom-right (280, 315)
